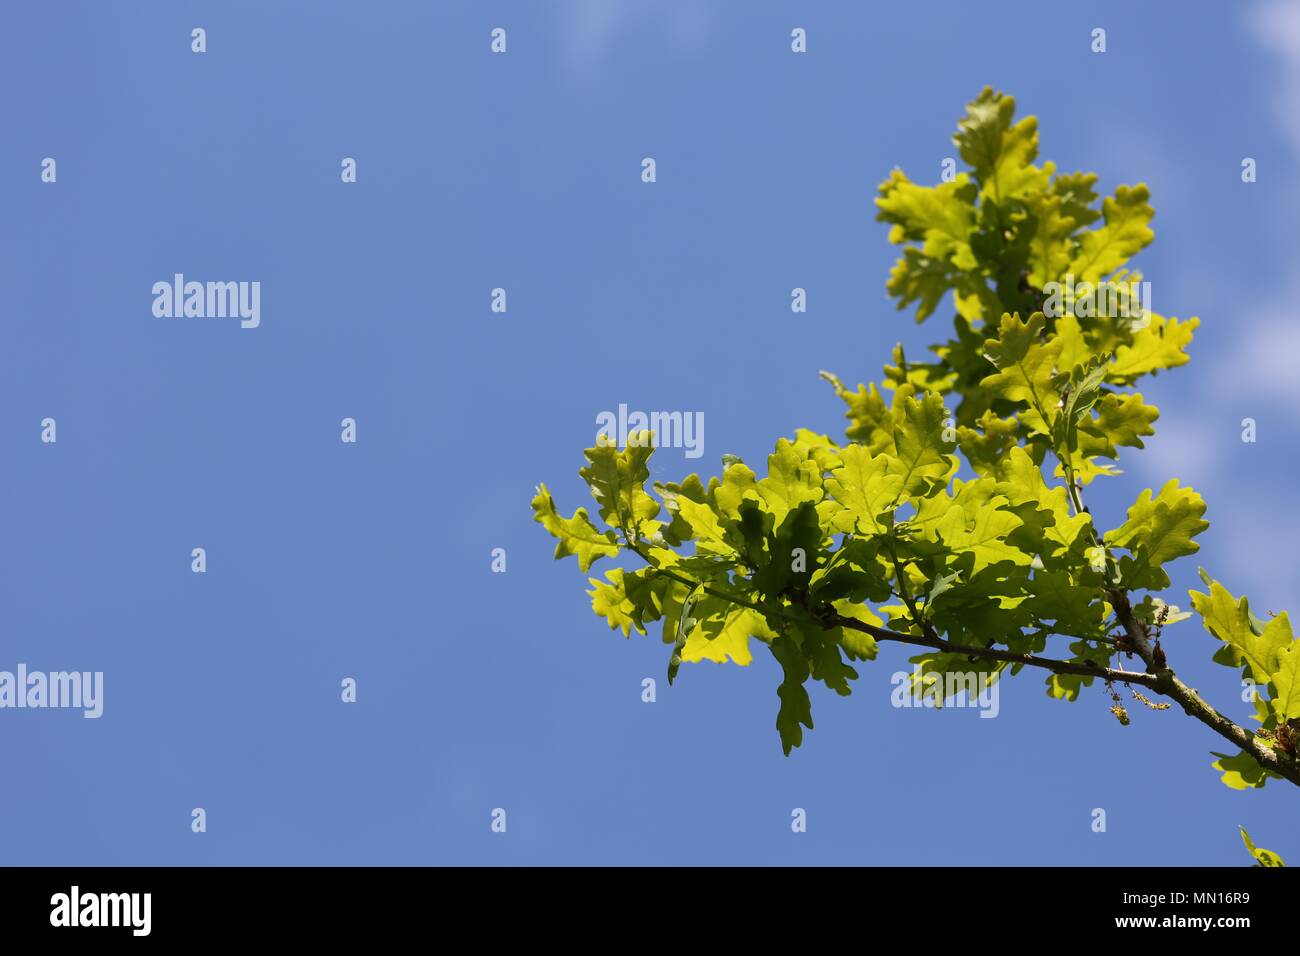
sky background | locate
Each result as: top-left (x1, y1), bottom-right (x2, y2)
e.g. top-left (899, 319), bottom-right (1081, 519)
top-left (1, 0), bottom-right (1298, 866)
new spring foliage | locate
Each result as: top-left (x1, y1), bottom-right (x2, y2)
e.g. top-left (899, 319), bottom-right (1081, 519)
top-left (533, 90), bottom-right (1299, 799)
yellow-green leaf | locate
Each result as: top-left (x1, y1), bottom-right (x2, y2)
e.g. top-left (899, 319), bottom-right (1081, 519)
top-left (532, 484), bottom-right (620, 571)
top-left (1240, 827), bottom-right (1286, 867)
top-left (825, 444), bottom-right (903, 535)
top-left (1067, 184), bottom-right (1154, 283)
top-left (1109, 314), bottom-right (1198, 383)
top-left (1190, 578), bottom-right (1292, 685)
top-left (980, 312), bottom-right (1063, 435)
top-left (1269, 636), bottom-right (1300, 722)
top-left (1104, 480), bottom-right (1208, 589)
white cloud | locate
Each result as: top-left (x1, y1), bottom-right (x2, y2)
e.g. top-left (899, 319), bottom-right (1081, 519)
top-left (1246, 0), bottom-right (1300, 157)
top-left (1139, 1), bottom-right (1300, 493)
top-left (1211, 307), bottom-right (1300, 413)
top-left (1132, 413), bottom-right (1221, 487)
top-left (564, 0), bottom-right (717, 69)
top-left (1199, 3), bottom-right (1300, 433)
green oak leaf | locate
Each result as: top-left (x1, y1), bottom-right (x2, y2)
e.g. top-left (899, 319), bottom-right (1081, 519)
top-left (749, 500), bottom-right (823, 600)
top-left (1051, 315), bottom-right (1092, 380)
top-left (821, 371), bottom-right (895, 452)
top-left (824, 443), bottom-right (903, 535)
top-left (1104, 480), bottom-right (1208, 590)
top-left (980, 312), bottom-right (1063, 435)
top-left (832, 601), bottom-right (883, 661)
top-left (927, 480), bottom-right (1032, 575)
top-left (580, 436), bottom-right (661, 538)
top-left (654, 473), bottom-right (713, 547)
top-left (1271, 642), bottom-right (1300, 723)
top-left (1190, 578), bottom-right (1292, 685)
top-left (1026, 193), bottom-right (1079, 288)
top-left (952, 87), bottom-right (1050, 204)
top-left (1212, 750), bottom-right (1271, 790)
top-left (678, 597), bottom-right (777, 667)
top-left (995, 446), bottom-right (1092, 559)
top-left (1051, 171), bottom-right (1102, 230)
top-left (1054, 359), bottom-right (1109, 456)
top-left (875, 170), bottom-right (978, 271)
top-left (883, 343), bottom-right (960, 395)
top-left (1025, 570), bottom-right (1108, 642)
top-left (756, 438), bottom-right (824, 524)
top-left (674, 496), bottom-right (737, 558)
top-left (789, 428), bottom-right (844, 472)
top-left (1109, 314), bottom-right (1198, 383)
top-left (1240, 827), bottom-right (1286, 867)
top-left (1066, 183), bottom-right (1154, 284)
top-left (588, 568), bottom-right (642, 637)
top-left (957, 412), bottom-right (1020, 479)
top-left (887, 389), bottom-right (956, 498)
top-left (771, 635), bottom-right (814, 755)
top-left (532, 484), bottom-right (620, 571)
top-left (1075, 392), bottom-right (1159, 460)
top-left (712, 460), bottom-right (761, 522)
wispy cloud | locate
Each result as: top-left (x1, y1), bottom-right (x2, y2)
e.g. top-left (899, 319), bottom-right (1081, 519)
top-left (1211, 309), bottom-right (1300, 413)
top-left (1246, 0), bottom-right (1300, 157)
top-left (1130, 1), bottom-right (1300, 604)
top-left (563, 0), bottom-right (717, 70)
top-left (1216, 0), bottom-right (1300, 424)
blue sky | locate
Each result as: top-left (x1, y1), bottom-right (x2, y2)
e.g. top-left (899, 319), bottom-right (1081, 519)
top-left (1, 1), bottom-right (1297, 865)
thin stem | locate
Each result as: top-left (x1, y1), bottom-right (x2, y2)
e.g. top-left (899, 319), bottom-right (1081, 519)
top-left (886, 537), bottom-right (933, 640)
top-left (828, 610), bottom-right (1160, 687)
